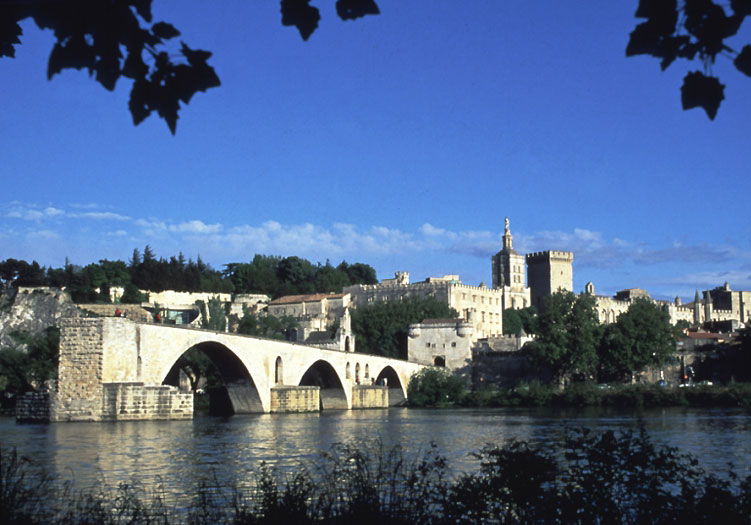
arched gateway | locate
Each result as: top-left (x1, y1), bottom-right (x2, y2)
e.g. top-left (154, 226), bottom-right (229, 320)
top-left (42, 317), bottom-right (422, 421)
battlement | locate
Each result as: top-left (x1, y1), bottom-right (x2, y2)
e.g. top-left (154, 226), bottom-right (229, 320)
top-left (525, 250), bottom-right (574, 262)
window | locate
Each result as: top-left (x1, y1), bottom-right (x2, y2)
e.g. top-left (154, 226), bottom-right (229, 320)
top-left (451, 342), bottom-right (457, 347)
top-left (426, 342), bottom-right (431, 348)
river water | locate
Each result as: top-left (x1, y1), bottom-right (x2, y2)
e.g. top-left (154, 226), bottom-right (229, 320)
top-left (2, 407), bottom-right (751, 501)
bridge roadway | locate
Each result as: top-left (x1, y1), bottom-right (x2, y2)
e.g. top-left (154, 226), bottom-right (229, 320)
top-left (60, 317), bottom-right (425, 415)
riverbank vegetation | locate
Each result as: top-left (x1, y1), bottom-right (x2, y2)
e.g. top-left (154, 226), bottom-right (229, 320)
top-left (408, 378), bottom-right (751, 409)
top-left (3, 428), bottom-right (751, 524)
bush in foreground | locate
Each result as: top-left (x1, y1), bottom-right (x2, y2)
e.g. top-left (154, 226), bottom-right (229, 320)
top-left (4, 430), bottom-right (751, 523)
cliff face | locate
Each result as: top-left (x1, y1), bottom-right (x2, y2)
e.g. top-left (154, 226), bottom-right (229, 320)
top-left (0, 287), bottom-right (80, 349)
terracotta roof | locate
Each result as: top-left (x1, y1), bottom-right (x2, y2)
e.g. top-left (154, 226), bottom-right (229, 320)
top-left (269, 293), bottom-right (345, 305)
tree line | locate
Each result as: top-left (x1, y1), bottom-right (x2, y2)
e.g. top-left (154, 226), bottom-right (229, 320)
top-left (0, 251), bottom-right (378, 303)
top-left (526, 291), bottom-right (677, 385)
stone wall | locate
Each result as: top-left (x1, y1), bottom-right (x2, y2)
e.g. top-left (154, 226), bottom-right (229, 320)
top-left (102, 383), bottom-right (192, 420)
top-left (270, 385), bottom-right (320, 412)
top-left (54, 318), bottom-right (105, 420)
top-left (351, 385), bottom-right (388, 409)
top-left (407, 319), bottom-right (473, 370)
top-left (16, 389), bottom-right (54, 422)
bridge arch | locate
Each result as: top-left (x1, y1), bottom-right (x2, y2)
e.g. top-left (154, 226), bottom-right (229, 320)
top-left (375, 365), bottom-right (407, 406)
top-left (298, 360), bottom-right (348, 410)
top-left (163, 341), bottom-right (264, 414)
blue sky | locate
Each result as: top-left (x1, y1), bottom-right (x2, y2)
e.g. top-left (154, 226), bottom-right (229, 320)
top-left (2, 1), bottom-right (750, 301)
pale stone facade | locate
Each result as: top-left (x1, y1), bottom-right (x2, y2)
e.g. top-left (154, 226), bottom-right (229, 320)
top-left (407, 318), bottom-right (474, 370)
top-left (526, 250), bottom-right (574, 311)
top-left (491, 217), bottom-right (531, 310)
top-left (345, 277), bottom-right (504, 339)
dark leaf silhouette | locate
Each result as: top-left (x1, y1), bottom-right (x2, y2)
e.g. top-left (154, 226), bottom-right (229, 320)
top-left (628, 0), bottom-right (750, 119)
top-left (0, 17), bottom-right (22, 58)
top-left (681, 71), bottom-right (725, 119)
top-left (1, 0), bottom-right (379, 131)
top-left (151, 21), bottom-right (180, 40)
top-left (734, 45), bottom-right (751, 76)
top-left (280, 0), bottom-right (321, 41)
top-left (336, 0), bottom-right (380, 21)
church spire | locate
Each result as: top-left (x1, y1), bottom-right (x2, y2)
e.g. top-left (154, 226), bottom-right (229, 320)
top-left (502, 216), bottom-right (513, 251)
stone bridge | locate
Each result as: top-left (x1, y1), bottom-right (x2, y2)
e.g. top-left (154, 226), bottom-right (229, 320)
top-left (38, 317), bottom-right (425, 422)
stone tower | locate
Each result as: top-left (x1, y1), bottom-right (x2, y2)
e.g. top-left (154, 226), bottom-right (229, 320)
top-left (491, 217), bottom-right (530, 309)
top-left (491, 217), bottom-right (526, 290)
top-left (525, 250), bottom-right (574, 311)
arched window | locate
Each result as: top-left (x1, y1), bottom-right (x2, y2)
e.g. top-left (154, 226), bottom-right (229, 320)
top-left (345, 336), bottom-right (351, 352)
top-left (346, 362), bottom-right (351, 379)
top-left (434, 356), bottom-right (446, 367)
top-left (355, 363), bottom-right (361, 384)
top-left (275, 356), bottom-right (283, 384)
top-left (365, 364), bottom-right (370, 379)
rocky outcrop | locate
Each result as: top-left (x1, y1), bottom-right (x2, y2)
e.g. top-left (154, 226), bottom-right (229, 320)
top-left (0, 287), bottom-right (80, 349)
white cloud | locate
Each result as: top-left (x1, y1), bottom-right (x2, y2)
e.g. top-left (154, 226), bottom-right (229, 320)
top-left (44, 207), bottom-right (65, 216)
top-left (28, 229), bottom-right (59, 240)
top-left (169, 220), bottom-right (223, 234)
top-left (74, 211), bottom-right (131, 221)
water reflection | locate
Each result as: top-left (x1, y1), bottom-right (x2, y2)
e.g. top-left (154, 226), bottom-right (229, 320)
top-left (2, 407), bottom-right (750, 501)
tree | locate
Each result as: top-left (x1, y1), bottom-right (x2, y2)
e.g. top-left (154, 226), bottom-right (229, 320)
top-left (525, 291), bottom-right (601, 383)
top-left (1, 0), bottom-right (379, 133)
top-left (237, 307), bottom-right (299, 340)
top-left (199, 296), bottom-right (227, 331)
top-left (0, 327), bottom-right (59, 396)
top-left (597, 298), bottom-right (676, 383)
top-left (120, 282), bottom-right (146, 304)
top-left (627, 0), bottom-right (751, 119)
top-left (502, 306), bottom-right (538, 336)
top-left (406, 367), bottom-right (466, 407)
top-left (351, 296), bottom-right (458, 359)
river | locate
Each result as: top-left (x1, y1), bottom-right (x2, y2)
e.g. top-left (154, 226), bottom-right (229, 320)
top-left (2, 407), bottom-right (751, 501)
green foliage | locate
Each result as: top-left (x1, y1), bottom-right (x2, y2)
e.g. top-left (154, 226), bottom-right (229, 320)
top-left (351, 296), bottom-right (458, 358)
top-left (120, 282), bottom-right (147, 304)
top-left (225, 255), bottom-right (377, 298)
top-left (237, 306), bottom-right (299, 340)
top-left (502, 306), bottom-right (538, 335)
top-left (526, 291), bottom-right (601, 382)
top-left (407, 367), bottom-right (466, 407)
top-left (598, 298), bottom-right (676, 383)
top-left (0, 327), bottom-right (59, 396)
top-left (198, 296), bottom-right (227, 331)
top-left (627, 0), bottom-right (751, 119)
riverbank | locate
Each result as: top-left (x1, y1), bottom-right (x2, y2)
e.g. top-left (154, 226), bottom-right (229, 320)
top-left (460, 382), bottom-right (751, 409)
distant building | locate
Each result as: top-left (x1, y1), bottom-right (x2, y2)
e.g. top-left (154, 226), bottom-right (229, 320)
top-left (526, 250), bottom-right (574, 311)
top-left (491, 217), bottom-right (531, 310)
top-left (267, 293), bottom-right (351, 339)
top-left (407, 318), bottom-right (474, 369)
top-left (345, 274), bottom-right (504, 340)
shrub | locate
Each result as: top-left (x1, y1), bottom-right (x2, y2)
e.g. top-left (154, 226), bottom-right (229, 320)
top-left (407, 368), bottom-right (466, 407)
